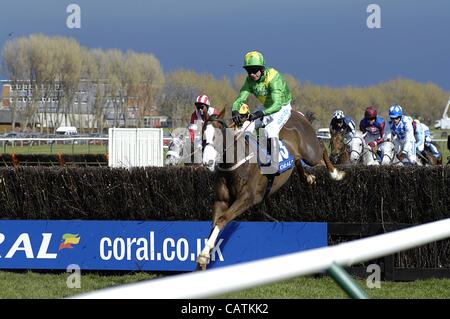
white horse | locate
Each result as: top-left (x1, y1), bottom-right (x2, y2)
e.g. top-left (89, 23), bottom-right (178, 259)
top-left (348, 132), bottom-right (380, 165)
top-left (165, 133), bottom-right (189, 166)
top-left (378, 140), bottom-right (402, 165)
top-left (165, 131), bottom-right (204, 166)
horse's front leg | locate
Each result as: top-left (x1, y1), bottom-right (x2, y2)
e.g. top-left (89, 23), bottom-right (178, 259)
top-left (319, 141), bottom-right (345, 180)
top-left (196, 199), bottom-right (228, 270)
top-left (196, 188), bottom-right (254, 270)
top-left (196, 176), bottom-right (230, 270)
top-left (295, 159), bottom-right (316, 185)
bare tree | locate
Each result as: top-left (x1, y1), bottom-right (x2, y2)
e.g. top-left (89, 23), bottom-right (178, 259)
top-left (2, 38), bottom-right (29, 131)
top-left (55, 37), bottom-right (82, 129)
top-left (25, 34), bottom-right (62, 132)
top-left (124, 51), bottom-right (164, 127)
top-left (157, 71), bottom-right (197, 128)
top-left (81, 48), bottom-right (109, 133)
top-left (104, 50), bottom-right (126, 127)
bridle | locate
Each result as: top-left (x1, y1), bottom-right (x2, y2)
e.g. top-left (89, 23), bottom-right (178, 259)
top-left (203, 116), bottom-right (255, 171)
top-left (330, 133), bottom-right (350, 163)
top-left (349, 136), bottom-right (364, 161)
top-left (166, 138), bottom-right (184, 160)
top-left (349, 135), bottom-right (377, 164)
top-left (380, 141), bottom-right (395, 163)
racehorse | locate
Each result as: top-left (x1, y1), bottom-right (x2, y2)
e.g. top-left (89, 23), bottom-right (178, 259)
top-left (417, 143), bottom-right (442, 165)
top-left (196, 110), bottom-right (346, 270)
top-left (329, 131), bottom-right (350, 165)
top-left (165, 133), bottom-right (190, 166)
top-left (378, 140), bottom-right (400, 165)
top-left (378, 137), bottom-right (441, 166)
top-left (348, 132), bottom-right (379, 165)
top-left (329, 131), bottom-right (379, 165)
top-left (165, 131), bottom-right (211, 167)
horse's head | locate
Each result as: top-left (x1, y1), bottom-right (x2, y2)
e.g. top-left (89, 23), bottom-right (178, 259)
top-left (165, 134), bottom-right (185, 166)
top-left (348, 135), bottom-right (364, 164)
top-left (329, 131), bottom-right (348, 164)
top-left (379, 140), bottom-right (396, 165)
top-left (202, 112), bottom-right (227, 171)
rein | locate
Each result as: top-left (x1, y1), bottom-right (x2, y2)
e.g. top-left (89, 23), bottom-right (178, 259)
top-left (217, 154), bottom-right (255, 171)
top-left (349, 136), bottom-right (363, 159)
top-left (380, 141), bottom-right (395, 163)
top-left (204, 116), bottom-right (255, 171)
top-left (330, 133), bottom-right (350, 163)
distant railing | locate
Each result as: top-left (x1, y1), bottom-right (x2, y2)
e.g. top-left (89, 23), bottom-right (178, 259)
top-left (0, 137), bottom-right (109, 154)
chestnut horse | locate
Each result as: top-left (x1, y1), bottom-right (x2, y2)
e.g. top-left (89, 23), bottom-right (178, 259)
top-left (196, 110), bottom-right (345, 270)
top-left (417, 143), bottom-right (442, 165)
top-left (329, 131), bottom-right (350, 164)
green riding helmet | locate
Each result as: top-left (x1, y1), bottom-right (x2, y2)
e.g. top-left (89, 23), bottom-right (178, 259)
top-left (243, 51), bottom-right (265, 68)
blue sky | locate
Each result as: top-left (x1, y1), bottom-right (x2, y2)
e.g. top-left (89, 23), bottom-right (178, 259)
top-left (0, 0), bottom-right (449, 90)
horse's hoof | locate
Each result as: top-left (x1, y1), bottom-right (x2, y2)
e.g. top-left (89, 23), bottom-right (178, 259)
top-left (331, 168), bottom-right (345, 181)
top-left (197, 263), bottom-right (207, 271)
top-left (306, 174), bottom-right (316, 185)
top-left (196, 262), bottom-right (207, 271)
top-left (196, 254), bottom-right (210, 270)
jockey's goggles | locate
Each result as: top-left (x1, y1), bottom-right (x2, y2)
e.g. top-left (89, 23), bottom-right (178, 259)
top-left (195, 103), bottom-right (208, 110)
top-left (245, 66), bottom-right (262, 75)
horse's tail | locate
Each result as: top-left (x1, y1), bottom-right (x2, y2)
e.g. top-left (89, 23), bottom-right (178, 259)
top-left (320, 139), bottom-right (346, 181)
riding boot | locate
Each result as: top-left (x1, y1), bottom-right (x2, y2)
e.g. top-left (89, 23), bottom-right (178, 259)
top-left (376, 150), bottom-right (382, 163)
top-left (427, 144), bottom-right (441, 158)
top-left (261, 137), bottom-right (280, 175)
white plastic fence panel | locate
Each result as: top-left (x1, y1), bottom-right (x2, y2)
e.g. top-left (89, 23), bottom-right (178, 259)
top-left (108, 128), bottom-right (163, 168)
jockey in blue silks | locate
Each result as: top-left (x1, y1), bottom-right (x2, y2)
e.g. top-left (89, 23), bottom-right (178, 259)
top-left (412, 119), bottom-right (441, 159)
top-left (386, 104), bottom-right (417, 165)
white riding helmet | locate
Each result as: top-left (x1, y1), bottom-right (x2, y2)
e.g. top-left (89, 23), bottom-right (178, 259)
top-left (333, 110), bottom-right (345, 120)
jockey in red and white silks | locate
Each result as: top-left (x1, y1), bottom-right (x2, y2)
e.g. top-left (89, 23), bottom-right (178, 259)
top-left (188, 94), bottom-right (220, 151)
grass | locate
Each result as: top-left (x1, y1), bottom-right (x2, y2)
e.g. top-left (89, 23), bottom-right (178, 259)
top-left (0, 271), bottom-right (449, 299)
top-left (1, 144), bottom-right (108, 155)
top-left (0, 271), bottom-right (157, 299)
top-left (218, 276), bottom-right (450, 299)
top-left (431, 129), bottom-right (450, 161)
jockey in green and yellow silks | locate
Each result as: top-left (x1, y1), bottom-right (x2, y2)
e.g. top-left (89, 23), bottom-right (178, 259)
top-left (231, 51), bottom-right (293, 174)
top-left (232, 52), bottom-right (292, 117)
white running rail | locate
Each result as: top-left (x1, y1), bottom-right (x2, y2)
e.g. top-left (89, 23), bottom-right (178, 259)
top-left (73, 218), bottom-right (450, 299)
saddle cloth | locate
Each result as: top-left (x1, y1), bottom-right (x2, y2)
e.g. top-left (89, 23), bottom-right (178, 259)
top-left (244, 133), bottom-right (295, 174)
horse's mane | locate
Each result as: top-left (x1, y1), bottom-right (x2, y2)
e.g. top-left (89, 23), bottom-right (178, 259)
top-left (353, 130), bottom-right (366, 139)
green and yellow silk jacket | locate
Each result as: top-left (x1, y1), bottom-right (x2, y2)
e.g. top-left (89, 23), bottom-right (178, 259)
top-left (232, 67), bottom-right (292, 115)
